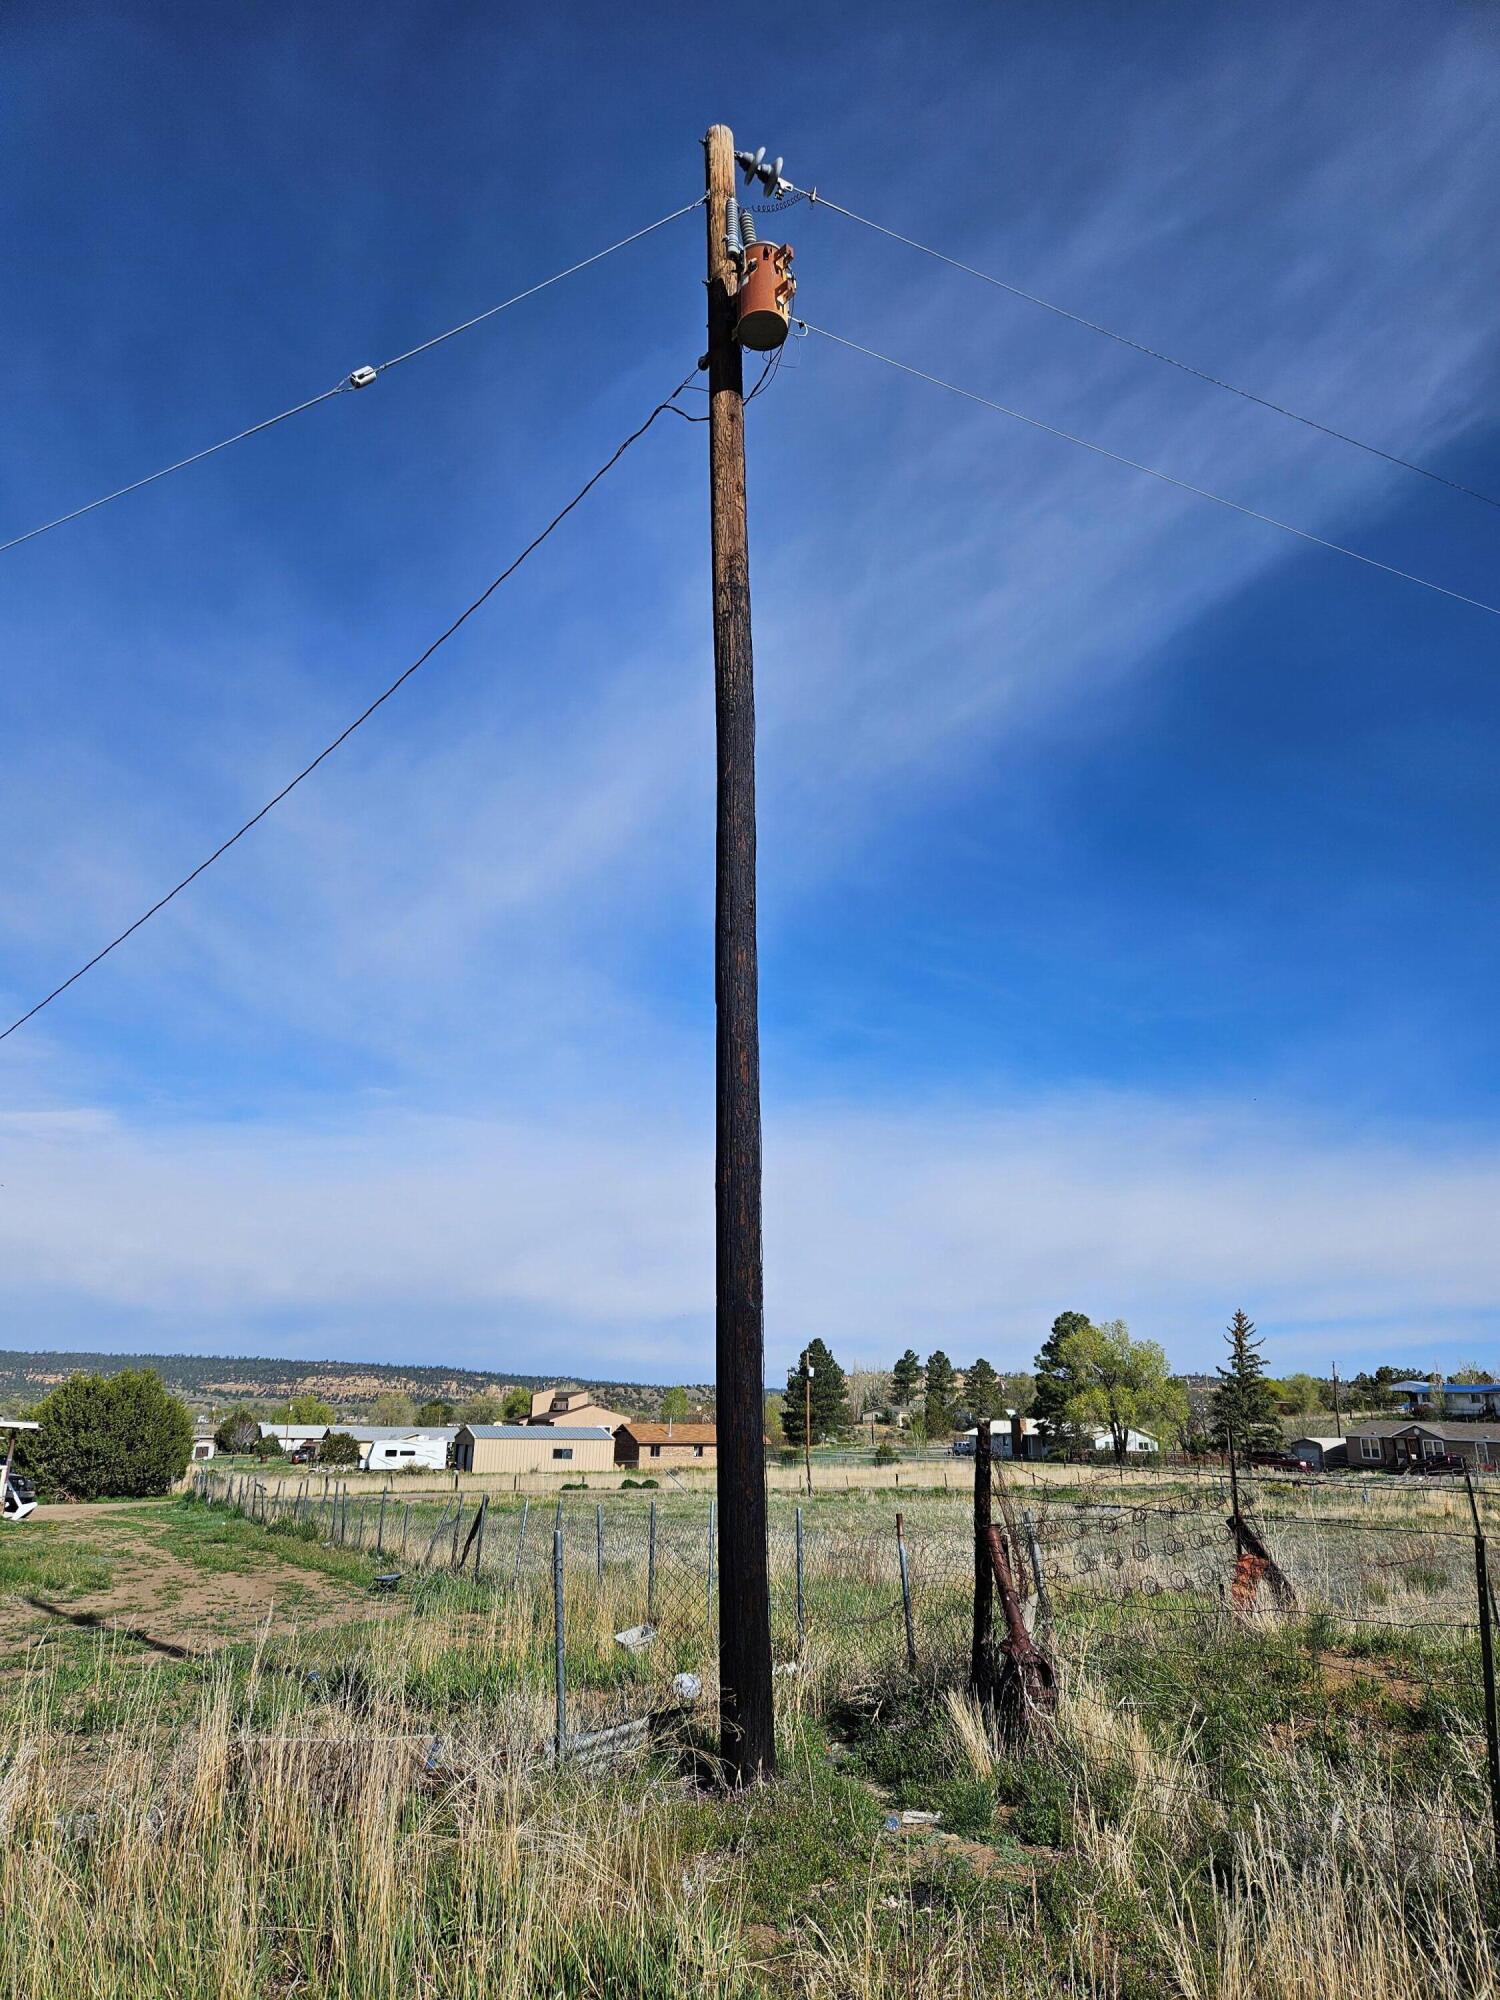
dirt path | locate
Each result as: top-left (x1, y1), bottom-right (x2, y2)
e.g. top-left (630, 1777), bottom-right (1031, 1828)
top-left (0, 1507), bottom-right (374, 1659)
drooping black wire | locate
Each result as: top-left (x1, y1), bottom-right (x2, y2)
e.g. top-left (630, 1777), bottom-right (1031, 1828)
top-left (0, 364), bottom-right (702, 1044)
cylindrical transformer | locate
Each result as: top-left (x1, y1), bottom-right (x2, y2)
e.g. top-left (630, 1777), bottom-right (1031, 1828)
top-left (736, 240), bottom-right (796, 350)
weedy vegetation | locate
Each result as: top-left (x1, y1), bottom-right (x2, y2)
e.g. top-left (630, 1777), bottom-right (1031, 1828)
top-left (0, 1477), bottom-right (1494, 1997)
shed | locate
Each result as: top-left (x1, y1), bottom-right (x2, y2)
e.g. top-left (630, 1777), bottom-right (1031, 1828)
top-left (1289, 1436), bottom-right (1347, 1471)
top-left (453, 1424), bottom-right (615, 1476)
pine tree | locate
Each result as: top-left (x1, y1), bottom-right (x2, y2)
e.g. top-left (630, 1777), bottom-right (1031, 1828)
top-left (891, 1349), bottom-right (922, 1407)
top-left (1209, 1310), bottom-right (1282, 1454)
top-left (923, 1350), bottom-right (956, 1435)
top-left (782, 1340), bottom-right (850, 1446)
top-left (964, 1356), bottom-right (1004, 1422)
top-left (1033, 1310), bottom-right (1091, 1451)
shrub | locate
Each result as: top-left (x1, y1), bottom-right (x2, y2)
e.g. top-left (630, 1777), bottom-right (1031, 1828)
top-left (36, 1369), bottom-right (193, 1500)
top-left (318, 1431), bottom-right (362, 1468)
top-left (874, 1438), bottom-right (901, 1465)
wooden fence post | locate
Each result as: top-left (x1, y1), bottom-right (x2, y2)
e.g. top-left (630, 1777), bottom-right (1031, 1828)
top-left (971, 1421), bottom-right (995, 1703)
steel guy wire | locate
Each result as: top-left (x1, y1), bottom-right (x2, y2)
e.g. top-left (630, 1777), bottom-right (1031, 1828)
top-left (0, 198), bottom-right (703, 558)
top-left (797, 320), bottom-right (1500, 622)
top-left (0, 363), bottom-right (703, 1043)
top-left (810, 193), bottom-right (1500, 513)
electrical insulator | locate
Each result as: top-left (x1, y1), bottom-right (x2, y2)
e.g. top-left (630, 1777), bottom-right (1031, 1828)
top-left (736, 241), bottom-right (796, 351)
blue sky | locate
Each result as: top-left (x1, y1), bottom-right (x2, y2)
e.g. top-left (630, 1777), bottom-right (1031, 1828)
top-left (3, 1), bottom-right (1500, 1383)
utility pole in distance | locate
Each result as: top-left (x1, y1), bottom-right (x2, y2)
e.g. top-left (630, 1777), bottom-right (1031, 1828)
top-left (704, 120), bottom-right (774, 1784)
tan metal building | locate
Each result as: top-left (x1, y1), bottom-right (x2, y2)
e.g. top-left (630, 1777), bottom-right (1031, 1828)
top-left (453, 1423), bottom-right (616, 1476)
top-left (614, 1422), bottom-right (717, 1470)
top-left (527, 1387), bottom-right (629, 1433)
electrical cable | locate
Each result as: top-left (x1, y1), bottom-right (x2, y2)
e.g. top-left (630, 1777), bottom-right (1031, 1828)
top-left (812, 194), bottom-right (1500, 513)
top-left (0, 199), bottom-right (703, 559)
top-left (797, 320), bottom-right (1500, 621)
top-left (0, 363), bottom-right (702, 1043)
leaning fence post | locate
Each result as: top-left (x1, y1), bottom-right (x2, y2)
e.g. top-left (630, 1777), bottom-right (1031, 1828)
top-left (377, 1489), bottom-right (388, 1555)
top-left (1467, 1470), bottom-right (1500, 1869)
top-left (896, 1511), bottom-right (917, 1672)
top-left (972, 1421), bottom-right (995, 1703)
top-left (647, 1497), bottom-right (657, 1623)
top-left (450, 1496), bottom-right (466, 1569)
top-left (795, 1505), bottom-right (806, 1654)
top-left (596, 1502), bottom-right (604, 1583)
top-left (553, 1524), bottom-right (567, 1762)
top-left (514, 1498), bottom-right (531, 1586)
top-left (472, 1492), bottom-right (487, 1575)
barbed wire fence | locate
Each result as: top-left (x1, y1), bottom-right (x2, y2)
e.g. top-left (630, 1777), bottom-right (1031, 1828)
top-left (188, 1457), bottom-right (1500, 1840)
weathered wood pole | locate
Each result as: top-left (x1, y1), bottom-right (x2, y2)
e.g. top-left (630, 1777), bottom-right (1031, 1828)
top-left (705, 119), bottom-right (773, 1784)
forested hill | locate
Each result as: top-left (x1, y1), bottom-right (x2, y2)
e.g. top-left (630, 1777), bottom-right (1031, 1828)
top-left (0, 1348), bottom-right (699, 1418)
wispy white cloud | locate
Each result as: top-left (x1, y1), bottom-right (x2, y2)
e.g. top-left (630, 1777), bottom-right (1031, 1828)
top-left (0, 1089), bottom-right (1495, 1376)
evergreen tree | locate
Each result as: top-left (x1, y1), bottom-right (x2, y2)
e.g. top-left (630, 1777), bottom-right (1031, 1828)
top-left (964, 1356), bottom-right (1004, 1423)
top-left (1209, 1310), bottom-right (1282, 1454)
top-left (923, 1350), bottom-right (956, 1435)
top-left (319, 1431), bottom-right (362, 1467)
top-left (416, 1399), bottom-right (456, 1425)
top-left (891, 1348), bottom-right (922, 1406)
top-left (37, 1369), bottom-right (192, 1500)
top-left (782, 1340), bottom-right (850, 1446)
top-left (1033, 1310), bottom-right (1091, 1451)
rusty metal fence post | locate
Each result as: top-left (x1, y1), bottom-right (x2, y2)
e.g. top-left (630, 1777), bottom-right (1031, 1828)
top-left (553, 1524), bottom-right (567, 1763)
top-left (896, 1511), bottom-right (916, 1671)
top-left (1467, 1470), bottom-right (1500, 1870)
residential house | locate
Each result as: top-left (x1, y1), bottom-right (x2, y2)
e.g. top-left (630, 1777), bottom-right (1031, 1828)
top-left (1344, 1419), bottom-right (1500, 1471)
top-left (1288, 1436), bottom-right (1348, 1471)
top-left (614, 1421), bottom-right (717, 1470)
top-left (1391, 1379), bottom-right (1500, 1420)
top-left (453, 1424), bottom-right (616, 1476)
top-left (527, 1387), bottom-right (630, 1433)
top-left (258, 1422), bottom-right (334, 1455)
top-left (1090, 1427), bottom-right (1158, 1455)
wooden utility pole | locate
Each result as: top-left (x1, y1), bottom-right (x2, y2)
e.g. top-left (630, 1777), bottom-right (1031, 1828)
top-left (705, 121), bottom-right (774, 1785)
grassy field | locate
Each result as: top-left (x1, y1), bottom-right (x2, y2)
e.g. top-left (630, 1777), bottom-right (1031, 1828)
top-left (0, 1485), bottom-right (1493, 1997)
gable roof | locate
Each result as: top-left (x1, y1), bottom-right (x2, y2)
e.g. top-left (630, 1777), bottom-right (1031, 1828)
top-left (458, 1423), bottom-right (612, 1441)
top-left (619, 1422), bottom-right (716, 1446)
top-left (1346, 1419), bottom-right (1500, 1441)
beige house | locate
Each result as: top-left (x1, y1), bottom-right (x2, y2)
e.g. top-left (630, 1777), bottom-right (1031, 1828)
top-left (453, 1423), bottom-right (616, 1476)
top-left (614, 1422), bottom-right (717, 1470)
top-left (528, 1387), bottom-right (629, 1433)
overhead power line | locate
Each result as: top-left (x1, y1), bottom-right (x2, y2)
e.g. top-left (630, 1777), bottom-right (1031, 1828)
top-left (0, 363), bottom-right (702, 1044)
top-left (798, 320), bottom-right (1500, 621)
top-left (812, 194), bottom-right (1500, 513)
top-left (0, 199), bottom-right (703, 559)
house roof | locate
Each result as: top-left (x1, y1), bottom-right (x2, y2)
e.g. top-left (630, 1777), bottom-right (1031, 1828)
top-left (1289, 1436), bottom-right (1346, 1448)
top-left (1347, 1419), bottom-right (1500, 1441)
top-left (1393, 1379), bottom-right (1500, 1394)
top-left (340, 1425), bottom-right (458, 1443)
top-left (458, 1423), bottom-right (613, 1441)
top-left (619, 1422), bottom-right (717, 1446)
